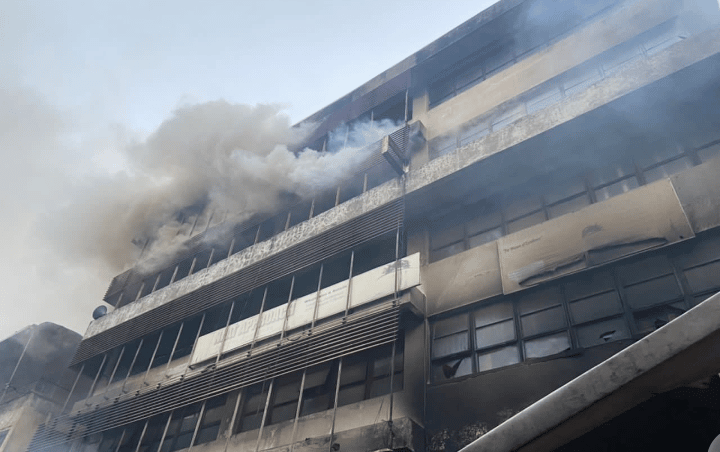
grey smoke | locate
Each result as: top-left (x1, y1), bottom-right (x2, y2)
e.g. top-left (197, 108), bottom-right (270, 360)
top-left (47, 100), bottom-right (401, 277)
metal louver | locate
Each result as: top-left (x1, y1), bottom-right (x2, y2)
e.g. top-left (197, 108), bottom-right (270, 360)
top-left (29, 303), bottom-right (400, 451)
top-left (70, 198), bottom-right (403, 366)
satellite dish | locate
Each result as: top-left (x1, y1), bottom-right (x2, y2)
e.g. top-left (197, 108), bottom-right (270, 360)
top-left (92, 305), bottom-right (108, 320)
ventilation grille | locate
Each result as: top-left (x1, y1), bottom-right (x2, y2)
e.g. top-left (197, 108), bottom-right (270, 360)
top-left (71, 199), bottom-right (404, 366)
top-left (30, 303), bottom-right (400, 451)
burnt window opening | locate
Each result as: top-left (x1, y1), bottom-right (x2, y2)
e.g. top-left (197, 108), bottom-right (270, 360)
top-left (430, 232), bottom-right (720, 381)
top-left (427, 133), bottom-right (720, 264)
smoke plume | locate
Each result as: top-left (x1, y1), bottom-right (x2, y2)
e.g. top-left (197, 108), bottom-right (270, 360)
top-left (47, 100), bottom-right (400, 277)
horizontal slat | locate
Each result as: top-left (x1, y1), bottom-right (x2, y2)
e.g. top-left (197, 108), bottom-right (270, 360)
top-left (73, 199), bottom-right (403, 366)
top-left (29, 304), bottom-right (399, 450)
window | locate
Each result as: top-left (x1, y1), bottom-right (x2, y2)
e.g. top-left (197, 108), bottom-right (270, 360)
top-left (161, 402), bottom-right (203, 451)
top-left (431, 232), bottom-right (720, 381)
top-left (195, 394), bottom-right (228, 446)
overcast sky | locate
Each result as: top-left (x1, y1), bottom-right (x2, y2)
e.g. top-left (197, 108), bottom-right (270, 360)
top-left (0, 0), bottom-right (498, 339)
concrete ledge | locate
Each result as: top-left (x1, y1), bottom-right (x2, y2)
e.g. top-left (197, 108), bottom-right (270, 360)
top-left (459, 290), bottom-right (720, 452)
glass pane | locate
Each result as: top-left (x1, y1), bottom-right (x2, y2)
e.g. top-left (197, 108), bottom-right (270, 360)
top-left (433, 332), bottom-right (470, 359)
top-left (474, 302), bottom-right (514, 328)
top-left (468, 227), bottom-right (503, 248)
top-left (506, 210), bottom-right (546, 234)
top-left (643, 157), bottom-right (692, 183)
top-left (545, 178), bottom-right (587, 205)
top-left (595, 177), bottom-right (639, 201)
top-left (624, 275), bottom-right (682, 309)
top-left (684, 260), bottom-right (720, 294)
top-left (569, 291), bottom-right (623, 324)
top-left (576, 317), bottom-right (631, 348)
top-left (430, 241), bottom-right (465, 262)
top-left (337, 384), bottom-right (366, 407)
top-left (565, 270), bottom-right (615, 301)
top-left (270, 402), bottom-right (298, 424)
top-left (369, 373), bottom-right (403, 397)
top-left (340, 361), bottom-right (367, 386)
top-left (617, 255), bottom-right (674, 286)
top-left (547, 194), bottom-right (590, 219)
top-left (466, 209), bottom-right (502, 236)
top-left (476, 346), bottom-right (520, 372)
top-left (590, 160), bottom-right (636, 187)
top-left (521, 306), bottom-right (566, 337)
top-left (504, 193), bottom-right (543, 220)
top-left (475, 320), bottom-right (516, 349)
top-left (432, 356), bottom-right (473, 381)
top-left (301, 393), bottom-right (331, 416)
top-left (524, 332), bottom-right (571, 359)
top-left (636, 145), bottom-right (684, 169)
top-left (518, 286), bottom-right (562, 314)
top-left (434, 314), bottom-right (469, 338)
top-left (195, 424), bottom-right (221, 445)
top-left (431, 222), bottom-right (464, 249)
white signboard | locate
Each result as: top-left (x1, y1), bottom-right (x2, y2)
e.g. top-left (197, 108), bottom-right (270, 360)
top-left (191, 253), bottom-right (420, 365)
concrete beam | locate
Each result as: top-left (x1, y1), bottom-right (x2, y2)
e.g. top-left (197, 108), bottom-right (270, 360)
top-left (458, 290), bottom-right (720, 452)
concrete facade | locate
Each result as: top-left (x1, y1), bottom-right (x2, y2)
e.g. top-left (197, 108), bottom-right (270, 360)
top-left (29, 0), bottom-right (720, 451)
top-left (0, 323), bottom-right (81, 452)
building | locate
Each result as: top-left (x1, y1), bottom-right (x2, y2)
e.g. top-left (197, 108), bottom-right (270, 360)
top-left (27, 0), bottom-right (720, 450)
top-left (0, 323), bottom-right (82, 452)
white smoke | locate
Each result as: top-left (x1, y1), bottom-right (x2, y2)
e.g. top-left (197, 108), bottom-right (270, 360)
top-left (46, 100), bottom-right (401, 277)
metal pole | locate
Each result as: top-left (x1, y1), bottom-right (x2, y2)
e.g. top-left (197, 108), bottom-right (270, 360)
top-left (279, 276), bottom-right (296, 343)
top-left (121, 339), bottom-right (144, 393)
top-left (133, 419), bottom-right (149, 452)
top-left (1, 329), bottom-right (34, 404)
top-left (85, 354), bottom-right (108, 401)
top-left (144, 331), bottom-right (164, 384)
top-left (224, 391), bottom-right (243, 452)
top-left (61, 363), bottom-right (85, 412)
top-left (216, 300), bottom-right (237, 365)
top-left (254, 379), bottom-right (275, 452)
top-left (106, 347), bottom-right (125, 390)
top-left (227, 238), bottom-right (236, 258)
top-left (112, 427), bottom-right (127, 452)
top-left (248, 287), bottom-right (269, 356)
top-left (169, 265), bottom-right (180, 285)
top-left (328, 358), bottom-right (343, 452)
top-left (184, 314), bottom-right (206, 376)
top-left (167, 322), bottom-right (185, 370)
top-left (188, 400), bottom-right (207, 450)
top-left (156, 410), bottom-right (174, 452)
top-left (328, 252), bottom-right (355, 452)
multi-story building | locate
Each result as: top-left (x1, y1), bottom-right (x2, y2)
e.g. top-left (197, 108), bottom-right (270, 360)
top-left (28, 0), bottom-right (720, 450)
top-left (0, 323), bottom-right (82, 452)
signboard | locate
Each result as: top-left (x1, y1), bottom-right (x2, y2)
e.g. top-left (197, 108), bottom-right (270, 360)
top-left (191, 253), bottom-right (420, 365)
